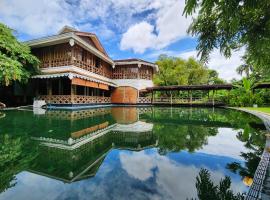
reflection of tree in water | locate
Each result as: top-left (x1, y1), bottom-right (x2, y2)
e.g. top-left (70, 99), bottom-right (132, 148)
top-left (154, 124), bottom-right (218, 155)
top-left (226, 126), bottom-right (266, 180)
top-left (0, 134), bottom-right (38, 193)
top-left (189, 169), bottom-right (245, 200)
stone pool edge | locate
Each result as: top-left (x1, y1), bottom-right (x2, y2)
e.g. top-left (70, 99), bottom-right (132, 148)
top-left (227, 107), bottom-right (270, 200)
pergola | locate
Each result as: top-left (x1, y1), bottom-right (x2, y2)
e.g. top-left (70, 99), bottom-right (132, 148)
top-left (253, 83), bottom-right (270, 90)
top-left (144, 84), bottom-right (233, 106)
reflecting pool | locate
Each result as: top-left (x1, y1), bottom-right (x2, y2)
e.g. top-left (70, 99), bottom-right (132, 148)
top-left (0, 107), bottom-right (266, 200)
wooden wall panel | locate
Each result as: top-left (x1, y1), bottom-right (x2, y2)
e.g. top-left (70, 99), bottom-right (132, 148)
top-left (111, 86), bottom-right (138, 104)
top-left (111, 107), bottom-right (138, 124)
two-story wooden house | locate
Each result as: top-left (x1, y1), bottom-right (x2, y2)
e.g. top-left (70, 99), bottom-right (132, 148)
top-left (26, 26), bottom-right (157, 107)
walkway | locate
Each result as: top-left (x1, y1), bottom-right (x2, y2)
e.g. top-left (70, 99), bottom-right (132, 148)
top-left (232, 108), bottom-right (270, 200)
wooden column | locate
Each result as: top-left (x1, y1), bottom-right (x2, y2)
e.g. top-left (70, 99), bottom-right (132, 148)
top-left (84, 86), bottom-right (87, 96)
top-left (47, 80), bottom-right (52, 96)
top-left (71, 84), bottom-right (76, 104)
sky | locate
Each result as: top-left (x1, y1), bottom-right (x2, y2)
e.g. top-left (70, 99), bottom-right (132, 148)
top-left (0, 0), bottom-right (245, 81)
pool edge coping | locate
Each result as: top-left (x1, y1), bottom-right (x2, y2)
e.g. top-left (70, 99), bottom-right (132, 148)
top-left (227, 107), bottom-right (270, 200)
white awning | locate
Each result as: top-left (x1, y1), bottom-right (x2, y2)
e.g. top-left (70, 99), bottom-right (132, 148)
top-left (31, 72), bottom-right (117, 87)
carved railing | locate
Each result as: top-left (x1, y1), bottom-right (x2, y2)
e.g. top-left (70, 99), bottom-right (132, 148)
top-left (37, 95), bottom-right (111, 104)
top-left (137, 97), bottom-right (152, 104)
top-left (112, 73), bottom-right (152, 80)
top-left (73, 96), bottom-right (110, 104)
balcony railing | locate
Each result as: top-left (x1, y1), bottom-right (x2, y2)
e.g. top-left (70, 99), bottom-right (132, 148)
top-left (40, 59), bottom-right (112, 78)
top-left (37, 95), bottom-right (111, 104)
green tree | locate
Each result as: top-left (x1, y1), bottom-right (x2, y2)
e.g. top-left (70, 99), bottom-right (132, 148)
top-left (0, 23), bottom-right (39, 86)
top-left (189, 169), bottom-right (245, 200)
top-left (207, 70), bottom-right (225, 84)
top-left (0, 134), bottom-right (38, 192)
top-left (229, 78), bottom-right (263, 106)
top-left (183, 0), bottom-right (270, 76)
top-left (154, 55), bottom-right (212, 86)
top-left (236, 64), bottom-right (253, 78)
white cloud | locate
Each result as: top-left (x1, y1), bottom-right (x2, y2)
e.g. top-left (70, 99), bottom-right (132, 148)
top-left (179, 48), bottom-right (245, 81)
top-left (198, 128), bottom-right (249, 160)
top-left (0, 0), bottom-right (73, 37)
top-left (120, 0), bottom-right (193, 53)
top-left (120, 22), bottom-right (157, 53)
top-left (0, 0), bottom-right (163, 39)
top-left (120, 151), bottom-right (246, 199)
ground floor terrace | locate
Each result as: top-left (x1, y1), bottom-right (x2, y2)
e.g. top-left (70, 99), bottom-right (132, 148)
top-left (33, 75), bottom-right (235, 107)
top-left (32, 74), bottom-right (153, 106)
top-left (34, 77), bottom-right (112, 105)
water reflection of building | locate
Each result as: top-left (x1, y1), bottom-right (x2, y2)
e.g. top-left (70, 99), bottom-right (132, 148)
top-left (29, 107), bottom-right (156, 183)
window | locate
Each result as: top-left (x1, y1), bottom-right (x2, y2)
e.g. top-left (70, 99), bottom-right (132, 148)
top-left (131, 68), bottom-right (138, 73)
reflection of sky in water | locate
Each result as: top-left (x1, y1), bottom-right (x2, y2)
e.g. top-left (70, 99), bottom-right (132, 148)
top-left (0, 144), bottom-right (248, 200)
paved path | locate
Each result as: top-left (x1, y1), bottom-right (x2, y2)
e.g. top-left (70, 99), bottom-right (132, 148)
top-left (231, 108), bottom-right (270, 200)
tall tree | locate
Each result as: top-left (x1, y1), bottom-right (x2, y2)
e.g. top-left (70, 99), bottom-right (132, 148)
top-left (183, 0), bottom-right (270, 76)
top-left (0, 23), bottom-right (39, 86)
top-left (236, 64), bottom-right (253, 78)
top-left (154, 55), bottom-right (211, 86)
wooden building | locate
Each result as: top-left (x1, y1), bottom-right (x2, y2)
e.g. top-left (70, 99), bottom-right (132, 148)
top-left (26, 26), bottom-right (158, 107)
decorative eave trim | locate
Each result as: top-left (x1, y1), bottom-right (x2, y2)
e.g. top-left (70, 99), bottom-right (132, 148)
top-left (31, 72), bottom-right (117, 87)
top-left (24, 33), bottom-right (114, 65)
top-left (34, 65), bottom-right (117, 86)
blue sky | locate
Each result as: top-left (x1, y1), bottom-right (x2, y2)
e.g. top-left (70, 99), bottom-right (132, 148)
top-left (0, 0), bottom-right (245, 80)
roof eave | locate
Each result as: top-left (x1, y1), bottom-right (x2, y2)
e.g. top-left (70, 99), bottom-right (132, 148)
top-left (114, 61), bottom-right (159, 71)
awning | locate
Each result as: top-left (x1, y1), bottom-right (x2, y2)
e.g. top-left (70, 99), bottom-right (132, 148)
top-left (31, 72), bottom-right (117, 87)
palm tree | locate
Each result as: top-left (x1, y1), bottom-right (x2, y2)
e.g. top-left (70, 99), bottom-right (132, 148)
top-left (236, 63), bottom-right (253, 78)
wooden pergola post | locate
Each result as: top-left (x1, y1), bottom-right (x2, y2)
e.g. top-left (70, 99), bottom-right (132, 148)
top-left (170, 91), bottom-right (172, 105)
top-left (212, 90), bottom-right (215, 106)
top-left (190, 90), bottom-right (193, 105)
top-left (151, 90), bottom-right (154, 104)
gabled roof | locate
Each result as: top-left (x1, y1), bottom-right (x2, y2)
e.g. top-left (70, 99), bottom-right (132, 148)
top-left (58, 26), bottom-right (108, 57)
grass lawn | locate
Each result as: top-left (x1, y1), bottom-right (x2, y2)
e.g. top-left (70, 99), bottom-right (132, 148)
top-left (242, 107), bottom-right (270, 115)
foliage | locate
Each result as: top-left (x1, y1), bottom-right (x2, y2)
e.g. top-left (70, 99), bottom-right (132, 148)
top-left (227, 122), bottom-right (266, 180)
top-left (208, 69), bottom-right (225, 84)
top-left (228, 78), bottom-right (263, 107)
top-left (0, 134), bottom-right (38, 192)
top-left (0, 23), bottom-right (39, 86)
top-left (153, 55), bottom-right (223, 86)
top-left (183, 0), bottom-right (270, 77)
top-left (189, 169), bottom-right (245, 200)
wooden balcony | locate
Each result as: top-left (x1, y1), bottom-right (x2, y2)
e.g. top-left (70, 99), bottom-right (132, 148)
top-left (37, 95), bottom-right (111, 104)
top-left (39, 59), bottom-right (112, 78)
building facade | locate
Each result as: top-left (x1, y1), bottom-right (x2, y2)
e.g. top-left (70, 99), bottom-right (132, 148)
top-left (26, 26), bottom-right (158, 107)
